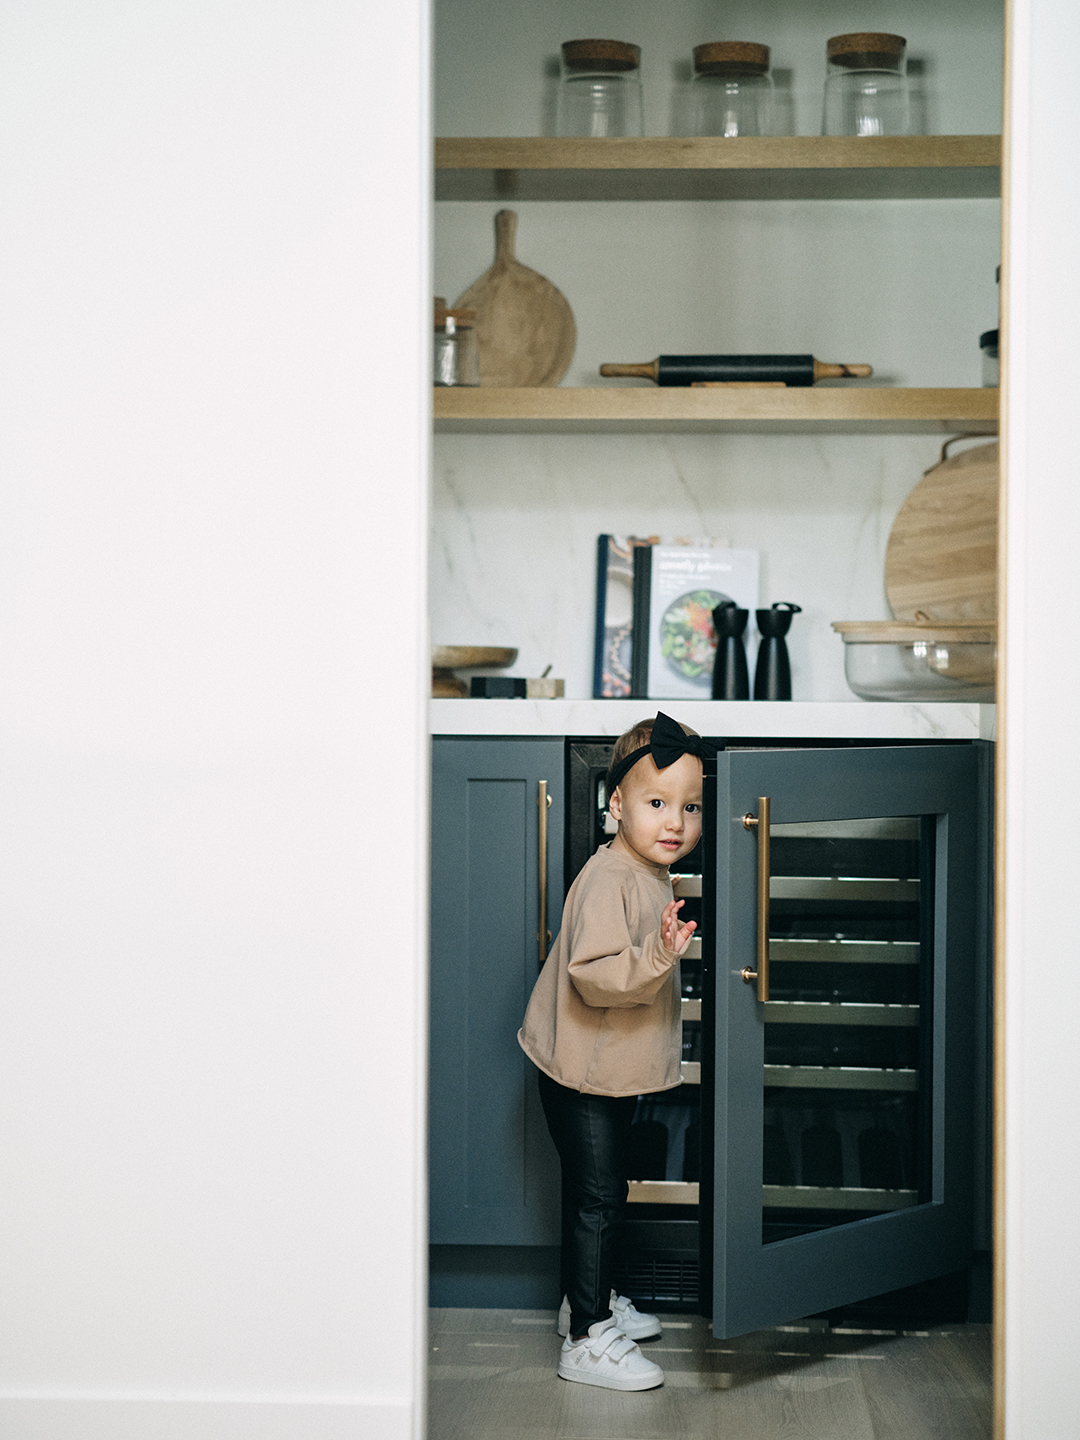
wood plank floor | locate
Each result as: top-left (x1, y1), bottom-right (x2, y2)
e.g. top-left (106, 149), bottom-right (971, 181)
top-left (428, 1308), bottom-right (991, 1440)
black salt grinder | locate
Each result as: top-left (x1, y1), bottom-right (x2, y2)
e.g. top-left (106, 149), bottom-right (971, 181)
top-left (711, 601), bottom-right (750, 699)
top-left (753, 602), bottom-right (802, 700)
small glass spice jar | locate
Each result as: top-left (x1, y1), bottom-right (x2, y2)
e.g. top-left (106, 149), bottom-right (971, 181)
top-left (822, 32), bottom-right (910, 137)
top-left (433, 298), bottom-right (479, 387)
top-left (689, 42), bottom-right (773, 137)
top-left (557, 39), bottom-right (644, 138)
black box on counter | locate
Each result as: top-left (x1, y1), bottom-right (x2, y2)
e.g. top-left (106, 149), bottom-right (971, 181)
top-left (470, 676), bottom-right (528, 699)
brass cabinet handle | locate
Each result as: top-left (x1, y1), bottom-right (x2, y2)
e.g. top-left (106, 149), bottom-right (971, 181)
top-left (741, 797), bottom-right (771, 1001)
top-left (537, 781), bottom-right (552, 966)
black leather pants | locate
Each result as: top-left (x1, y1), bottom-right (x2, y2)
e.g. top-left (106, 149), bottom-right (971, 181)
top-left (537, 1071), bottom-right (637, 1336)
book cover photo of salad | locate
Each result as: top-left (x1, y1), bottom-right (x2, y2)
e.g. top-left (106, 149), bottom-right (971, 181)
top-left (633, 541), bottom-right (760, 699)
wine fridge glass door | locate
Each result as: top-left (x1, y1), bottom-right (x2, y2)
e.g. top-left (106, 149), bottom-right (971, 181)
top-left (708, 744), bottom-right (981, 1339)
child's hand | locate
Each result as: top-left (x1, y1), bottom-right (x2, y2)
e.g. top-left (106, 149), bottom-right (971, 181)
top-left (661, 899), bottom-right (697, 956)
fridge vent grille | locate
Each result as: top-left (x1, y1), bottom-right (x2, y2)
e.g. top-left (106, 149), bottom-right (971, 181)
top-left (614, 1256), bottom-right (700, 1309)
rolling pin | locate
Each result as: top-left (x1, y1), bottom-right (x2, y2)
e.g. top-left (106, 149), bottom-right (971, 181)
top-left (599, 355), bottom-right (873, 386)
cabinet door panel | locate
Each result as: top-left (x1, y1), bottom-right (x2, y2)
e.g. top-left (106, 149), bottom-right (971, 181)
top-left (430, 738), bottom-right (562, 1245)
top-left (710, 744), bottom-right (979, 1337)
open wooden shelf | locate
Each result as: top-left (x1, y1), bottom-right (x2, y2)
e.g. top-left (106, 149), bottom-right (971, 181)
top-left (435, 135), bottom-right (1001, 201)
top-left (434, 386), bottom-right (998, 435)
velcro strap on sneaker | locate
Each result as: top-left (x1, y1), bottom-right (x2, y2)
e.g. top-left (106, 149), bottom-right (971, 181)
top-left (587, 1326), bottom-right (635, 1362)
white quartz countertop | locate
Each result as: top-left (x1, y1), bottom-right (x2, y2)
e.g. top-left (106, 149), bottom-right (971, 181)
top-left (430, 699), bottom-right (996, 741)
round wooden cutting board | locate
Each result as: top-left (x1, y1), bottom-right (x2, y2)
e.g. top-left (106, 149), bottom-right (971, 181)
top-left (453, 209), bottom-right (576, 387)
top-left (885, 440), bottom-right (998, 620)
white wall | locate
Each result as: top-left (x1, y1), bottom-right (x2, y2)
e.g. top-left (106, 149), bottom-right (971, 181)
top-left (0, 4), bottom-right (428, 1438)
top-left (1003, 2), bottom-right (1080, 1435)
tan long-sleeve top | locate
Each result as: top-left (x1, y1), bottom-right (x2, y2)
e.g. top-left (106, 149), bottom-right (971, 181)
top-left (518, 843), bottom-right (683, 1097)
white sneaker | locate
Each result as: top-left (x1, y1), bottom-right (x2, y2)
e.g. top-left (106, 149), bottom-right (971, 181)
top-left (557, 1289), bottom-right (662, 1341)
top-left (557, 1317), bottom-right (665, 1391)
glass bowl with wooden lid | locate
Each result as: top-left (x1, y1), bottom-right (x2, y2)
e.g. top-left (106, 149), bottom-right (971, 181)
top-left (832, 619), bottom-right (996, 702)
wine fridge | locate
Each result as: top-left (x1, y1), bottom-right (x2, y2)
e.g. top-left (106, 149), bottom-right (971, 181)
top-left (567, 738), bottom-right (987, 1334)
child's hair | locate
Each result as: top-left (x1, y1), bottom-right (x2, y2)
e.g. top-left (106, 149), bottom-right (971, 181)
top-left (606, 716), bottom-right (700, 795)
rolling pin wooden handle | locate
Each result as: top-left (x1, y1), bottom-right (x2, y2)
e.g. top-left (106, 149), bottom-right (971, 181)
top-left (493, 208), bottom-right (518, 264)
top-left (599, 360), bottom-right (660, 381)
top-left (814, 360), bottom-right (874, 380)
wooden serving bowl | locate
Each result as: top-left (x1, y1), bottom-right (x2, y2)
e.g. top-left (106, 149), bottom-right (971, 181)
top-left (432, 645), bottom-right (518, 698)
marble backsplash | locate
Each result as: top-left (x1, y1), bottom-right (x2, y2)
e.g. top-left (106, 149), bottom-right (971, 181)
top-left (430, 430), bottom-right (976, 702)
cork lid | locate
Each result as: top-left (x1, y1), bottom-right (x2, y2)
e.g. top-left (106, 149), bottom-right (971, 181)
top-left (693, 42), bottom-right (770, 76)
top-left (562, 39), bottom-right (641, 72)
top-left (434, 298), bottom-right (476, 329)
top-left (827, 32), bottom-right (906, 69)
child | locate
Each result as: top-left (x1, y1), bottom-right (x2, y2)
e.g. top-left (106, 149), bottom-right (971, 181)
top-left (518, 712), bottom-right (715, 1392)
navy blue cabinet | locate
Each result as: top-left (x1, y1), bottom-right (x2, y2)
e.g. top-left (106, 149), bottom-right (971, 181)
top-left (429, 738), bottom-right (563, 1246)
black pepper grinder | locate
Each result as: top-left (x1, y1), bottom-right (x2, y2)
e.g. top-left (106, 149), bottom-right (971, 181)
top-left (753, 602), bottom-right (802, 700)
top-left (711, 601), bottom-right (750, 699)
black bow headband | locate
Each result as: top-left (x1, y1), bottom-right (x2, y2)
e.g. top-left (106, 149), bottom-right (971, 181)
top-left (607, 712), bottom-right (718, 795)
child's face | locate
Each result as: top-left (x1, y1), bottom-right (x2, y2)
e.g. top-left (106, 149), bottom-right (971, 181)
top-left (608, 752), bottom-right (703, 869)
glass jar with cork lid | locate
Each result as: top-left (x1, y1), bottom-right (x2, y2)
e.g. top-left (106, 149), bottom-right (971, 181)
top-left (556, 39), bottom-right (644, 138)
top-left (822, 32), bottom-right (910, 137)
top-left (689, 42), bottom-right (773, 137)
top-left (433, 299), bottom-right (479, 387)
